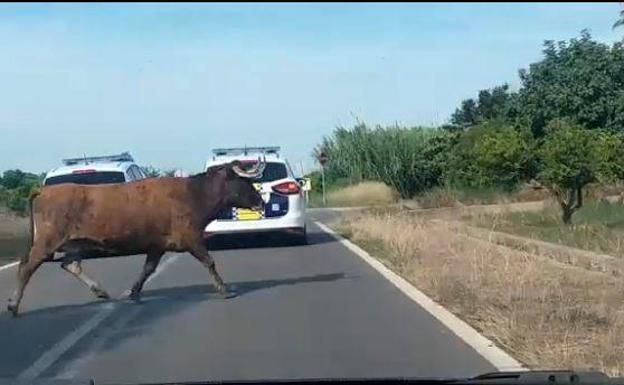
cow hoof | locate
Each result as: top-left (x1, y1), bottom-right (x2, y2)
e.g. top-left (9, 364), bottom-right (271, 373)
top-left (6, 304), bottom-right (19, 317)
top-left (217, 290), bottom-right (237, 299)
top-left (128, 290), bottom-right (142, 303)
top-left (120, 289), bottom-right (131, 299)
top-left (91, 287), bottom-right (110, 300)
top-left (120, 289), bottom-right (139, 301)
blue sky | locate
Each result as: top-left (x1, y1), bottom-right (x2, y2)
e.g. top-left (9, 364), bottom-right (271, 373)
top-left (0, 3), bottom-right (622, 174)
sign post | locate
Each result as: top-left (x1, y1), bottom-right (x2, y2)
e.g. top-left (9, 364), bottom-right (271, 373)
top-left (299, 160), bottom-right (309, 205)
top-left (317, 152), bottom-right (328, 206)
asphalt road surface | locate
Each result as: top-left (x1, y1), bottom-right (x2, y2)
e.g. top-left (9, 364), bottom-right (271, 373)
top-left (0, 211), bottom-right (494, 384)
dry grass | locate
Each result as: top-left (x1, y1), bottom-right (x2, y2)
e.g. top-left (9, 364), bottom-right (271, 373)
top-left (325, 181), bottom-right (399, 207)
top-left (336, 210), bottom-right (624, 375)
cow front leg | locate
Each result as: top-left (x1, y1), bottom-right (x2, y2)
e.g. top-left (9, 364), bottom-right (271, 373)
top-left (188, 243), bottom-right (234, 298)
top-left (126, 250), bottom-right (164, 301)
top-left (7, 245), bottom-right (47, 317)
top-left (61, 259), bottom-right (110, 300)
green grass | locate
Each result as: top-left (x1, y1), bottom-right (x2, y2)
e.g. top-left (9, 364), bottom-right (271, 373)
top-left (468, 200), bottom-right (624, 256)
top-left (413, 185), bottom-right (550, 208)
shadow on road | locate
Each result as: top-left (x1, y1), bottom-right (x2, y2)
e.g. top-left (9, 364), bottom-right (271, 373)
top-left (206, 229), bottom-right (336, 251)
top-left (143, 272), bottom-right (349, 300)
top-left (0, 272), bottom-right (348, 320)
top-left (0, 272), bottom-right (349, 377)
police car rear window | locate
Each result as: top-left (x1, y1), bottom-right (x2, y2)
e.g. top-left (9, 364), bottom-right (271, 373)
top-left (44, 171), bottom-right (126, 186)
top-left (241, 162), bottom-right (287, 182)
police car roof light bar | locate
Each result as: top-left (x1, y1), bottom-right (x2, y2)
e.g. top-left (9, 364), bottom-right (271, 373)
top-left (212, 146), bottom-right (280, 157)
top-left (62, 151), bottom-right (135, 166)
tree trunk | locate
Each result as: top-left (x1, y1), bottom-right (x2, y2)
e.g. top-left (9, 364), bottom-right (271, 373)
top-left (561, 187), bottom-right (583, 224)
top-left (562, 207), bottom-right (574, 224)
top-left (574, 187), bottom-right (583, 210)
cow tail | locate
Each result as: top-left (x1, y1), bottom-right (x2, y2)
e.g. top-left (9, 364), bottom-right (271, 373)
top-left (23, 189), bottom-right (40, 264)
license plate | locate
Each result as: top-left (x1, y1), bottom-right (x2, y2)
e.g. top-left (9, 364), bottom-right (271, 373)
top-left (235, 208), bottom-right (264, 221)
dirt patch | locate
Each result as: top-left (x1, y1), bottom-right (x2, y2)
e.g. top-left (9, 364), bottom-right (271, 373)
top-left (335, 210), bottom-right (624, 375)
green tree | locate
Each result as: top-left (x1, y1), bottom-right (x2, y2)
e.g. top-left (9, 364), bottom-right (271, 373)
top-left (473, 125), bottom-right (535, 190)
top-left (1, 169), bottom-right (26, 189)
top-left (518, 31), bottom-right (624, 136)
top-left (446, 120), bottom-right (534, 190)
top-left (536, 119), bottom-right (624, 224)
top-left (450, 84), bottom-right (518, 128)
top-left (450, 98), bottom-right (479, 128)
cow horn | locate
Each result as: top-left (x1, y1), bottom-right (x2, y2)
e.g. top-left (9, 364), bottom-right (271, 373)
top-left (232, 158), bottom-right (266, 178)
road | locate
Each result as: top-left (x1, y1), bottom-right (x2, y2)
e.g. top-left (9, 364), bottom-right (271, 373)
top-left (0, 212), bottom-right (494, 384)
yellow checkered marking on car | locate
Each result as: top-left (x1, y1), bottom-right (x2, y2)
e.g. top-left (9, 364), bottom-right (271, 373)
top-left (234, 208), bottom-right (264, 221)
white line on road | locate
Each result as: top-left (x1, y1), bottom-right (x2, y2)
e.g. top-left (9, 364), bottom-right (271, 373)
top-left (17, 302), bottom-right (116, 380)
top-left (0, 261), bottom-right (19, 272)
top-left (314, 221), bottom-right (526, 372)
top-left (55, 303), bottom-right (144, 380)
top-left (17, 253), bottom-right (182, 380)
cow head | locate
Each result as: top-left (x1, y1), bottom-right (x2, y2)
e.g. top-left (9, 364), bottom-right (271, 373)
top-left (223, 159), bottom-right (266, 211)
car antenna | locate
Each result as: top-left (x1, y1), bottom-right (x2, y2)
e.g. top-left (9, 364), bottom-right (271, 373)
top-left (83, 153), bottom-right (88, 165)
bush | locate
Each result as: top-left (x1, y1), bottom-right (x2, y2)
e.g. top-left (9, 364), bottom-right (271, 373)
top-left (0, 169), bottom-right (41, 216)
top-left (447, 120), bottom-right (535, 190)
top-left (6, 190), bottom-right (27, 214)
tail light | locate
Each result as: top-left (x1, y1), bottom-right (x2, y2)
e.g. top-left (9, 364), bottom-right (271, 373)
top-left (272, 181), bottom-right (300, 195)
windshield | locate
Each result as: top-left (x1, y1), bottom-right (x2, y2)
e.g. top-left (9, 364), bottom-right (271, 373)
top-left (1, 3), bottom-right (623, 385)
top-left (247, 162), bottom-right (288, 183)
top-left (44, 171), bottom-right (127, 186)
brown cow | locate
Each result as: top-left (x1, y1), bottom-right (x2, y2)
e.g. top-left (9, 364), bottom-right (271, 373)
top-left (7, 160), bottom-right (265, 316)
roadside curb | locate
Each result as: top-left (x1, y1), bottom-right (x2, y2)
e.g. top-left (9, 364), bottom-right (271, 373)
top-left (313, 220), bottom-right (526, 372)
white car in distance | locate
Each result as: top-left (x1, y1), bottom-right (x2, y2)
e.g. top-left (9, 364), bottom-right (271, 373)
top-left (43, 152), bottom-right (147, 186)
top-left (203, 146), bottom-right (307, 245)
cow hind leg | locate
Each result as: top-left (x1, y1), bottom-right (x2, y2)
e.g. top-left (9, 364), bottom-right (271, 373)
top-left (188, 243), bottom-right (234, 298)
top-left (60, 259), bottom-right (110, 300)
top-left (7, 244), bottom-right (48, 317)
top-left (126, 250), bottom-right (164, 301)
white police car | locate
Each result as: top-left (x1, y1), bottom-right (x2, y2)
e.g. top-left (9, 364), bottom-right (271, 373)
top-left (43, 152), bottom-right (147, 186)
top-left (203, 146), bottom-right (307, 245)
